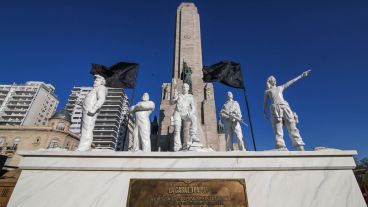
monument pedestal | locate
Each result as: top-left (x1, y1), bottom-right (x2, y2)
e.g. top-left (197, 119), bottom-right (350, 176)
top-left (8, 150), bottom-right (366, 207)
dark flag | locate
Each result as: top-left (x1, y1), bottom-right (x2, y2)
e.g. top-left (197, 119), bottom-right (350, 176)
top-left (90, 62), bottom-right (138, 88)
top-left (202, 61), bottom-right (244, 89)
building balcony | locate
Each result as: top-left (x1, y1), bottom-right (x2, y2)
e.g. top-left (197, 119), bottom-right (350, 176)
top-left (93, 128), bottom-right (118, 133)
top-left (105, 102), bottom-right (124, 107)
top-left (94, 122), bottom-right (119, 128)
top-left (94, 131), bottom-right (118, 136)
top-left (14, 89), bottom-right (37, 93)
top-left (7, 103), bottom-right (30, 107)
top-left (96, 118), bottom-right (118, 123)
top-left (94, 124), bottom-right (119, 130)
top-left (100, 108), bottom-right (123, 113)
top-left (2, 113), bottom-right (26, 117)
top-left (93, 134), bottom-right (117, 139)
top-left (12, 94), bottom-right (34, 98)
top-left (94, 146), bottom-right (115, 150)
top-left (98, 114), bottom-right (120, 119)
top-left (92, 138), bottom-right (117, 143)
top-left (107, 92), bottom-right (123, 96)
top-left (10, 98), bottom-right (33, 102)
top-left (0, 119), bottom-right (22, 123)
top-left (5, 106), bottom-right (28, 111)
top-left (102, 105), bottom-right (124, 110)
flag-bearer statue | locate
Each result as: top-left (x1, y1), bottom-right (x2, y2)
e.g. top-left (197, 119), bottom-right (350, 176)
top-left (77, 75), bottom-right (107, 151)
top-left (220, 91), bottom-right (246, 151)
top-left (172, 83), bottom-right (200, 151)
top-left (263, 70), bottom-right (311, 151)
top-left (129, 93), bottom-right (155, 152)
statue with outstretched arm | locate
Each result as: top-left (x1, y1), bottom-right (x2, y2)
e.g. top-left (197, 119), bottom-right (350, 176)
top-left (263, 70), bottom-right (311, 151)
top-left (129, 93), bottom-right (155, 152)
top-left (77, 75), bottom-right (107, 151)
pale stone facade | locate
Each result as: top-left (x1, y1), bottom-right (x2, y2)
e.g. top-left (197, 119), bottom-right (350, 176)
top-left (0, 81), bottom-right (58, 126)
top-left (0, 110), bottom-right (79, 167)
top-left (158, 3), bottom-right (224, 151)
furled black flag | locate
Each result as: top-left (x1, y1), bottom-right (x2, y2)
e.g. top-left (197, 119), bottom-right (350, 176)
top-left (90, 62), bottom-right (138, 88)
top-left (202, 61), bottom-right (244, 88)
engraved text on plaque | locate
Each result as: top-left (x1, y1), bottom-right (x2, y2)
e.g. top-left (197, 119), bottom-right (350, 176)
top-left (127, 179), bottom-right (248, 207)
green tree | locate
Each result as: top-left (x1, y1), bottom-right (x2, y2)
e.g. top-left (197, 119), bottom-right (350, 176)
top-left (354, 157), bottom-right (368, 203)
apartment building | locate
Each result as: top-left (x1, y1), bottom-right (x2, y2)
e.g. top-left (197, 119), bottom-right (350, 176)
top-left (65, 87), bottom-right (129, 150)
top-left (0, 81), bottom-right (58, 126)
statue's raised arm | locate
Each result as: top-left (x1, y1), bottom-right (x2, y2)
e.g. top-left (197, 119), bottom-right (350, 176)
top-left (263, 70), bottom-right (311, 151)
top-left (282, 70), bottom-right (311, 89)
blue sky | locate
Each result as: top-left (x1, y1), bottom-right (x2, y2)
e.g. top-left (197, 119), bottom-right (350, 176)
top-left (1, 0), bottom-right (367, 158)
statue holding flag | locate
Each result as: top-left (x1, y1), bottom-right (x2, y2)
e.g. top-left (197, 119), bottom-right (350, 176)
top-left (263, 70), bottom-right (311, 151)
top-left (181, 62), bottom-right (193, 94)
top-left (77, 62), bottom-right (138, 151)
top-left (77, 75), bottom-right (107, 151)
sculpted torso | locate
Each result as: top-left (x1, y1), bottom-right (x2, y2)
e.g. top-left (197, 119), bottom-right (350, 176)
top-left (266, 86), bottom-right (288, 105)
top-left (83, 85), bottom-right (107, 112)
top-left (134, 101), bottom-right (155, 123)
top-left (222, 100), bottom-right (241, 119)
top-left (176, 94), bottom-right (195, 115)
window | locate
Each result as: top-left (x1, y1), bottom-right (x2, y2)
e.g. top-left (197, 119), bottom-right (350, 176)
top-left (0, 188), bottom-right (10, 197)
top-left (0, 138), bottom-right (5, 147)
top-left (33, 137), bottom-right (41, 145)
top-left (65, 142), bottom-right (70, 149)
top-left (56, 122), bottom-right (65, 131)
top-left (11, 138), bottom-right (20, 150)
top-left (48, 139), bottom-right (59, 149)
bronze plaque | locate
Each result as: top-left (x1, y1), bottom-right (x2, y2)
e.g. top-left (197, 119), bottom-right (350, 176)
top-left (127, 179), bottom-right (248, 207)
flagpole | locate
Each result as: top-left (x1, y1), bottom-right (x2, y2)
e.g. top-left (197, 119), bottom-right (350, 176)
top-left (130, 66), bottom-right (140, 103)
top-left (238, 64), bottom-right (257, 151)
top-left (122, 67), bottom-right (139, 151)
top-left (242, 88), bottom-right (257, 151)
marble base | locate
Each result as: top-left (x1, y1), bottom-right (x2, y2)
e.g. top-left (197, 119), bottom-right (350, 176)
top-left (8, 150), bottom-right (366, 207)
top-left (187, 141), bottom-right (203, 151)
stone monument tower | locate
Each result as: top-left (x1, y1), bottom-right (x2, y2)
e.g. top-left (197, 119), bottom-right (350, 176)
top-left (158, 3), bottom-right (224, 151)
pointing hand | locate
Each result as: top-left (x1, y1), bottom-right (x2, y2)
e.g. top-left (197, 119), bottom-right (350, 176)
top-left (302, 70), bottom-right (311, 77)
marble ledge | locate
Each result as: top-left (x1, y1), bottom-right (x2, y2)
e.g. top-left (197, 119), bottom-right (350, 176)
top-left (18, 149), bottom-right (358, 158)
top-left (17, 150), bottom-right (358, 172)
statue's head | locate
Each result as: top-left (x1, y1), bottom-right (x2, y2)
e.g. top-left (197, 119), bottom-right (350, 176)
top-left (182, 83), bottom-right (190, 94)
top-left (227, 91), bottom-right (233, 100)
top-left (94, 75), bottom-right (106, 87)
top-left (266, 76), bottom-right (276, 89)
top-left (142, 92), bottom-right (149, 101)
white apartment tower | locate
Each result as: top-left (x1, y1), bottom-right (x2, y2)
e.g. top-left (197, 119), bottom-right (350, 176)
top-left (66, 87), bottom-right (129, 150)
top-left (0, 81), bottom-right (58, 126)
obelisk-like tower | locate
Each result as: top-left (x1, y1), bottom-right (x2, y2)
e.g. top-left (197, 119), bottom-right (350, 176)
top-left (158, 3), bottom-right (224, 151)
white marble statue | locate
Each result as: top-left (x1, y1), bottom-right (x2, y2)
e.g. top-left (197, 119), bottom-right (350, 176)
top-left (172, 83), bottom-right (199, 151)
top-left (129, 92), bottom-right (155, 152)
top-left (77, 75), bottom-right (107, 151)
top-left (263, 70), bottom-right (311, 151)
top-left (220, 91), bottom-right (246, 151)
